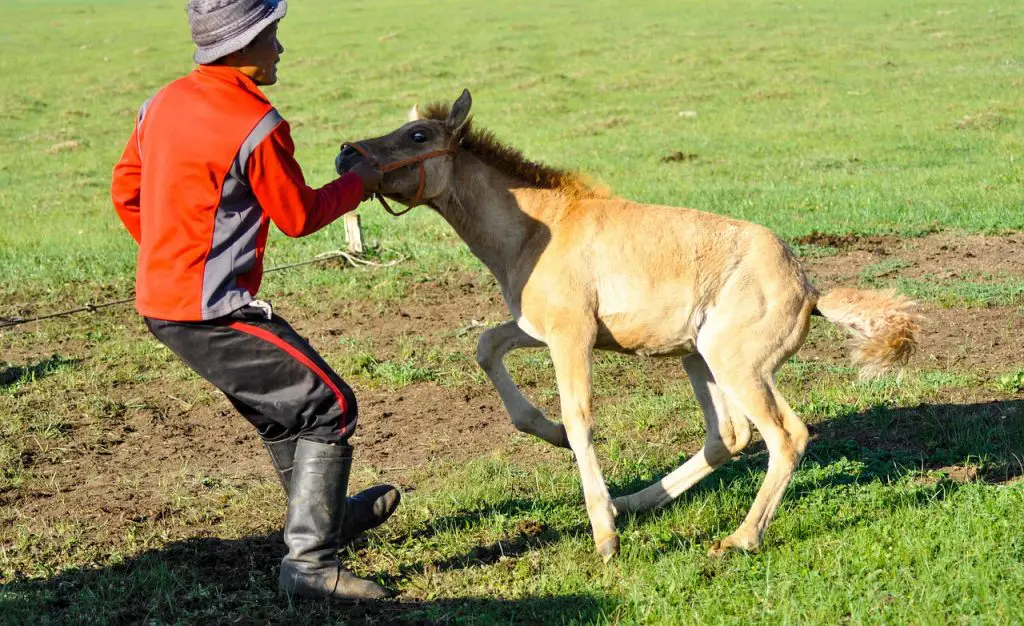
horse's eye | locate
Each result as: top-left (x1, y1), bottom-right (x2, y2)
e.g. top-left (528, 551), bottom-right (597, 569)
top-left (411, 130), bottom-right (428, 143)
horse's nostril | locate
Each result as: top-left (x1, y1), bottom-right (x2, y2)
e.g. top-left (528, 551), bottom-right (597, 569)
top-left (337, 153), bottom-right (356, 173)
top-left (336, 146), bottom-right (358, 174)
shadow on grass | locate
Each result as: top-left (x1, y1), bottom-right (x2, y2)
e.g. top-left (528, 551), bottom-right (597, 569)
top-left (581, 398), bottom-right (1024, 558)
top-left (0, 355), bottom-right (81, 391)
top-left (0, 533), bottom-right (612, 625)
top-left (392, 496), bottom-right (586, 543)
top-left (5, 401), bottom-right (1018, 623)
top-left (807, 398), bottom-right (1024, 482)
top-left (376, 497), bottom-right (590, 589)
top-left (607, 399), bottom-right (1024, 531)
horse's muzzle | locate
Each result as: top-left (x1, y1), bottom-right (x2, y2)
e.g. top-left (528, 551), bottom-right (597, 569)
top-left (335, 144), bottom-right (362, 174)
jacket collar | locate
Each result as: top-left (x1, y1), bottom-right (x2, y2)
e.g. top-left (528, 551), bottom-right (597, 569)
top-left (194, 64), bottom-right (271, 104)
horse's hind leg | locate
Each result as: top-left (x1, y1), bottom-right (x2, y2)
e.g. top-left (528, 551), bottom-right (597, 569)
top-left (612, 354), bottom-right (751, 515)
top-left (699, 314), bottom-right (811, 556)
top-left (704, 370), bottom-right (808, 555)
top-left (476, 320), bottom-right (570, 448)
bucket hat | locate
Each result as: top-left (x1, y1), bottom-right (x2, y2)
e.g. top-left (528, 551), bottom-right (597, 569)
top-left (187, 0), bottom-right (287, 65)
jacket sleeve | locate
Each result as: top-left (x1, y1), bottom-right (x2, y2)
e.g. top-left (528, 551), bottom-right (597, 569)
top-left (111, 127), bottom-right (143, 244)
top-left (247, 120), bottom-right (365, 238)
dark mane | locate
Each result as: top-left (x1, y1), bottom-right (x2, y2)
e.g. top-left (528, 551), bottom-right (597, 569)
top-left (420, 102), bottom-right (607, 198)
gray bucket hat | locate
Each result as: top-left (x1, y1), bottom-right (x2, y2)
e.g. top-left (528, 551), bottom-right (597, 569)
top-left (187, 0), bottom-right (288, 65)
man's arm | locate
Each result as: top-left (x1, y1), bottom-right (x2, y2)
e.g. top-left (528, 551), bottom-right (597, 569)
top-left (248, 120), bottom-right (371, 238)
top-left (111, 127), bottom-right (143, 244)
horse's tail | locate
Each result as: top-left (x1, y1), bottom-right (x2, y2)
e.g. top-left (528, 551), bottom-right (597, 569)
top-left (812, 288), bottom-right (923, 379)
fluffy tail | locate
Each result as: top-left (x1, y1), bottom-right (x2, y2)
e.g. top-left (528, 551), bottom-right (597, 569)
top-left (813, 288), bottom-right (923, 379)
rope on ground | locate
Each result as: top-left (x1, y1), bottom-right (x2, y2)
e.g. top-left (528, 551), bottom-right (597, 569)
top-left (0, 297), bottom-right (137, 330)
top-left (263, 249), bottom-right (405, 273)
top-left (0, 250), bottom-right (406, 330)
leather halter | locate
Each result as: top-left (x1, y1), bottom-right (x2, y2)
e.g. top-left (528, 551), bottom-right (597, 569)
top-left (342, 140), bottom-right (456, 216)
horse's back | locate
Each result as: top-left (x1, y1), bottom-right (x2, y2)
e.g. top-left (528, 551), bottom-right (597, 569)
top-left (572, 197), bottom-right (806, 291)
top-left (537, 197), bottom-right (810, 354)
top-left (517, 195), bottom-right (814, 354)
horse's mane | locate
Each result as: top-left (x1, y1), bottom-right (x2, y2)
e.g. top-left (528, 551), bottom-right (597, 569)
top-left (420, 102), bottom-right (608, 199)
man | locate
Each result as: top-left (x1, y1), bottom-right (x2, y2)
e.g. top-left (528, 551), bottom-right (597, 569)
top-left (111, 0), bottom-right (396, 601)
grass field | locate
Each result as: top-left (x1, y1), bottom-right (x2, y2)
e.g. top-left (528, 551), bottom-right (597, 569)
top-left (2, 0), bottom-right (1023, 623)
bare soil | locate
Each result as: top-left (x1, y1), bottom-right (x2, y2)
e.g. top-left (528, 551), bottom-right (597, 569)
top-left (796, 231), bottom-right (1024, 373)
top-left (2, 233), bottom-right (1023, 558)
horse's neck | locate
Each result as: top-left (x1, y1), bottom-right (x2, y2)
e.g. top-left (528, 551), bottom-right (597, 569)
top-left (432, 153), bottom-right (549, 291)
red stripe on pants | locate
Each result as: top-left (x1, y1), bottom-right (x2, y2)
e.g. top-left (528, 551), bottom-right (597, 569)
top-left (228, 321), bottom-right (349, 430)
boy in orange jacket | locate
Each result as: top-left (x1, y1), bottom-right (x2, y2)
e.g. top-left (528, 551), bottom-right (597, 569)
top-left (112, 0), bottom-right (396, 601)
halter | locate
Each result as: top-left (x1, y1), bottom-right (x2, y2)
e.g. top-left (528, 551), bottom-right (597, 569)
top-left (342, 140), bottom-right (457, 216)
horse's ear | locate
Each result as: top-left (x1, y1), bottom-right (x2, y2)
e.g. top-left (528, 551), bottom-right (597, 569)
top-left (446, 89), bottom-right (472, 134)
top-left (407, 103), bottom-right (422, 122)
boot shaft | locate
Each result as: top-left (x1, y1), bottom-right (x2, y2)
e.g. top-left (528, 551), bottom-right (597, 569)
top-left (263, 437), bottom-right (297, 494)
top-left (282, 439), bottom-right (352, 572)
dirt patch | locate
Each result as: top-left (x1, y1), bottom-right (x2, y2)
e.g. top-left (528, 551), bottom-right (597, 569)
top-left (0, 272), bottom-right (556, 542)
top-left (304, 271), bottom-right (509, 361)
top-left (794, 231), bottom-right (901, 252)
top-left (914, 465), bottom-right (980, 485)
top-left (2, 232), bottom-right (1023, 555)
top-left (660, 151), bottom-right (699, 163)
top-left (799, 231), bottom-right (1024, 285)
top-left (352, 382), bottom-right (561, 479)
top-left (797, 232), bottom-right (1024, 374)
top-left (1, 370), bottom-right (551, 539)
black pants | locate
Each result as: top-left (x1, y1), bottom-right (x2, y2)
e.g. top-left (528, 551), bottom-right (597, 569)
top-left (145, 303), bottom-right (357, 445)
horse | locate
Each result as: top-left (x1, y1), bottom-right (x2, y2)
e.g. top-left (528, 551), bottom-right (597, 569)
top-left (337, 89), bottom-right (921, 562)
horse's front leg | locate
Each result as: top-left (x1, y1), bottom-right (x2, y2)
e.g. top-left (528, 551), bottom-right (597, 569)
top-left (476, 320), bottom-right (570, 448)
top-left (546, 320), bottom-right (619, 562)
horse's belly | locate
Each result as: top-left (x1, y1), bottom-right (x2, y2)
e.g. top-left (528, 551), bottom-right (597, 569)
top-left (594, 280), bottom-right (701, 355)
top-left (596, 311), bottom-right (700, 357)
top-left (513, 310), bottom-right (697, 356)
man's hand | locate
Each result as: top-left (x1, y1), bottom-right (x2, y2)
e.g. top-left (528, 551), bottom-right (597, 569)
top-left (349, 159), bottom-right (383, 199)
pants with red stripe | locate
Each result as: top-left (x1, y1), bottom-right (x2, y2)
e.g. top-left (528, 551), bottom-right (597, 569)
top-left (145, 304), bottom-right (357, 445)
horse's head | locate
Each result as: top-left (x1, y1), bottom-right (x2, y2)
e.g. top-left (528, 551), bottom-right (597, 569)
top-left (337, 89), bottom-right (472, 209)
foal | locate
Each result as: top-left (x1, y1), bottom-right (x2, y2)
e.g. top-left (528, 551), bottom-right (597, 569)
top-left (338, 90), bottom-right (921, 561)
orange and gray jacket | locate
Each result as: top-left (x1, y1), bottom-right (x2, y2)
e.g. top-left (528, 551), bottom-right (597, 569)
top-left (111, 65), bottom-right (363, 322)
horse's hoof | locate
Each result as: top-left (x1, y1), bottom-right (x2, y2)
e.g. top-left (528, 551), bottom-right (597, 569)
top-left (707, 535), bottom-right (758, 558)
top-left (597, 535), bottom-right (620, 564)
top-left (707, 540), bottom-right (728, 559)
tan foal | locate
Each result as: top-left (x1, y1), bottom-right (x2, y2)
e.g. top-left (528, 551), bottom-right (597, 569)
top-left (339, 90), bottom-right (922, 562)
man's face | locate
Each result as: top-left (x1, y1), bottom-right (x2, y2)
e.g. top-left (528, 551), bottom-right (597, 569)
top-left (239, 21), bottom-right (283, 85)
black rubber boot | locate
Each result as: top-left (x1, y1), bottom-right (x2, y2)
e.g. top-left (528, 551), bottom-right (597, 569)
top-left (264, 438), bottom-right (296, 493)
top-left (278, 439), bottom-right (391, 601)
top-left (341, 485), bottom-right (401, 543)
top-left (264, 438), bottom-right (401, 543)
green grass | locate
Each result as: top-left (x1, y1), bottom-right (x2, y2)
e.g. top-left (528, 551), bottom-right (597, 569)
top-left (894, 276), bottom-right (1024, 308)
top-left (3, 305), bottom-right (1024, 623)
top-left (2, 0), bottom-right (1023, 308)
top-left (857, 260), bottom-right (1024, 307)
top-left (3, 427), bottom-right (1024, 624)
top-left (995, 370), bottom-right (1024, 395)
top-left (3, 0), bottom-right (1024, 623)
